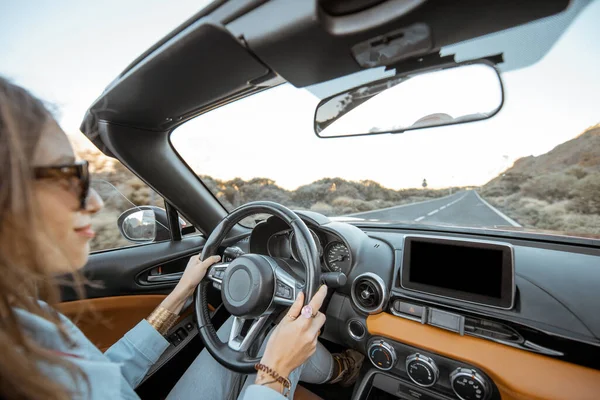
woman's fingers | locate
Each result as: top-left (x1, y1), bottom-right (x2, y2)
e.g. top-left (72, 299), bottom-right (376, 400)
top-left (311, 311), bottom-right (326, 333)
top-left (201, 254), bottom-right (221, 267)
top-left (286, 291), bottom-right (305, 320)
top-left (308, 285), bottom-right (328, 310)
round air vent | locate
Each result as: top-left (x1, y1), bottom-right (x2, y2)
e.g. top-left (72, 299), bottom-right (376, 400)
top-left (351, 272), bottom-right (387, 314)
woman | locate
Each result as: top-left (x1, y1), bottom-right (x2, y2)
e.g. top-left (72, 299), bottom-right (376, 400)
top-left (0, 78), bottom-right (362, 400)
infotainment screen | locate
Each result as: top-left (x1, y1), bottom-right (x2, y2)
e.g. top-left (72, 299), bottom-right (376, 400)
top-left (401, 236), bottom-right (514, 309)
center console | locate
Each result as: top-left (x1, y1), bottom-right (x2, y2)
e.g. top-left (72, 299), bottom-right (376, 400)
top-left (353, 337), bottom-right (500, 400)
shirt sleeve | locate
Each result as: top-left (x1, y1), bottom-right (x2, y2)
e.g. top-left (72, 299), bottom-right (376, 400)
top-left (104, 319), bottom-right (170, 388)
top-left (241, 385), bottom-right (288, 400)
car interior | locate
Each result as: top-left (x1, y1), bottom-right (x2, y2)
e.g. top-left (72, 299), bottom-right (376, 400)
top-left (55, 1), bottom-right (600, 399)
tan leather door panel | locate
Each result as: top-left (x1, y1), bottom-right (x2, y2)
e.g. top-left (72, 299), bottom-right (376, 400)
top-left (58, 295), bottom-right (167, 352)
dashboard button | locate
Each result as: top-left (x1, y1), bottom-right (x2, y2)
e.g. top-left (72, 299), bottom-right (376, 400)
top-left (450, 367), bottom-right (490, 400)
top-left (405, 354), bottom-right (439, 387)
top-left (399, 302), bottom-right (425, 318)
top-left (367, 340), bottom-right (397, 370)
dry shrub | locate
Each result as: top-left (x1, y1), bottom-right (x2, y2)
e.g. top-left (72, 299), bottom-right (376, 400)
top-left (484, 195), bottom-right (600, 236)
top-left (310, 202), bottom-right (334, 215)
top-left (520, 173), bottom-right (577, 201)
top-left (569, 173), bottom-right (600, 214)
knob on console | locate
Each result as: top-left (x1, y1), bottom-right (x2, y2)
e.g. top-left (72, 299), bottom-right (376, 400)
top-left (450, 367), bottom-right (490, 400)
top-left (405, 353), bottom-right (439, 387)
top-left (367, 340), bottom-right (397, 370)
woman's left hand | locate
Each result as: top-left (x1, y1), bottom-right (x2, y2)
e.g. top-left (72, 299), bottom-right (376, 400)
top-left (178, 254), bottom-right (221, 296)
top-left (161, 254), bottom-right (221, 314)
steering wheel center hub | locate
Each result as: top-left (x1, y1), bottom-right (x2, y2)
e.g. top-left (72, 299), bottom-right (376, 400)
top-left (221, 254), bottom-right (275, 318)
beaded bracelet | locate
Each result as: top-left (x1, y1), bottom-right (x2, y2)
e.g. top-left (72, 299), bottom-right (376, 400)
top-left (255, 363), bottom-right (291, 397)
top-left (146, 306), bottom-right (179, 335)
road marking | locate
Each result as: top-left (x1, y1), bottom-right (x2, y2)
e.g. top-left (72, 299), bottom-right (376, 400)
top-left (347, 191), bottom-right (463, 217)
top-left (414, 193), bottom-right (467, 222)
top-left (473, 191), bottom-right (522, 227)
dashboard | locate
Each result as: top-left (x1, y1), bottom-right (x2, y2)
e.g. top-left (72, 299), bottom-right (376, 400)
top-left (265, 228), bottom-right (352, 273)
top-left (234, 210), bottom-right (600, 400)
top-left (249, 212), bottom-right (371, 276)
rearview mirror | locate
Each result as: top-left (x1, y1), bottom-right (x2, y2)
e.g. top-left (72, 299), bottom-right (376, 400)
top-left (314, 62), bottom-right (503, 138)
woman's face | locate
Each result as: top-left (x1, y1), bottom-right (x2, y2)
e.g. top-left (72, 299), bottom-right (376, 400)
top-left (32, 121), bottom-right (103, 273)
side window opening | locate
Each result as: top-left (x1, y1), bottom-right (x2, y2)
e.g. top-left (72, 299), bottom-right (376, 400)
top-left (73, 134), bottom-right (190, 252)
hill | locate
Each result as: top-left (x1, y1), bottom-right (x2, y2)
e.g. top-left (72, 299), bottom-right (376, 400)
top-left (481, 124), bottom-right (600, 236)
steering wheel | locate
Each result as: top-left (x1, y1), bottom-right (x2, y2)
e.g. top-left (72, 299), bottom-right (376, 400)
top-left (195, 201), bottom-right (322, 373)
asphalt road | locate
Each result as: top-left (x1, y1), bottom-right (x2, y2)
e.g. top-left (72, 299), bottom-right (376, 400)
top-left (351, 190), bottom-right (521, 228)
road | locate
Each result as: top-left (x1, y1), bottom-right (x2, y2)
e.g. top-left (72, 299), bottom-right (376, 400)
top-left (350, 190), bottom-right (521, 228)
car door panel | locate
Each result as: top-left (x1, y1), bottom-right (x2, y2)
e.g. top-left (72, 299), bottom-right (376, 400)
top-left (58, 236), bottom-right (208, 350)
top-left (60, 236), bottom-right (207, 302)
top-left (58, 294), bottom-right (168, 351)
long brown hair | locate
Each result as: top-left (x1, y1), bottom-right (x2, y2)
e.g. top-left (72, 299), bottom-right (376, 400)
top-left (0, 77), bottom-right (86, 399)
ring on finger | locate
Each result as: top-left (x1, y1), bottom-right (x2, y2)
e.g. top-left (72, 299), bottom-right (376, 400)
top-left (301, 305), bottom-right (315, 319)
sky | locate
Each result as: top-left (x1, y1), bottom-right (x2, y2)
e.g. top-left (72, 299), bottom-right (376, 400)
top-left (1, 0), bottom-right (599, 190)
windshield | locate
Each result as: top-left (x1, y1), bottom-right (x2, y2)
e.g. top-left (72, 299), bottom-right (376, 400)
top-left (171, 1), bottom-right (600, 240)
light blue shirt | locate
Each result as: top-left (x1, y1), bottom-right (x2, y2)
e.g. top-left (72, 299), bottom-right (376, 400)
top-left (15, 306), bottom-right (284, 399)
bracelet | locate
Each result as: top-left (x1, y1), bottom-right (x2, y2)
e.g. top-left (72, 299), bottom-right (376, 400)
top-left (255, 363), bottom-right (291, 397)
top-left (146, 306), bottom-right (179, 335)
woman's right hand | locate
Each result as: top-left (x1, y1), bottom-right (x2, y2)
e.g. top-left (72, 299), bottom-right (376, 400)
top-left (258, 285), bottom-right (328, 379)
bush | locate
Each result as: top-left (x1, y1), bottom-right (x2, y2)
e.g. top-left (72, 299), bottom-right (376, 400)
top-left (310, 202), bottom-right (334, 215)
top-left (521, 173), bottom-right (577, 201)
top-left (569, 173), bottom-right (600, 214)
top-left (566, 167), bottom-right (588, 180)
top-left (481, 172), bottom-right (532, 197)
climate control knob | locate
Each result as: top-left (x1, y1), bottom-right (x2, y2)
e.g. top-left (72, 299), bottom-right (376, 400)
top-left (367, 340), bottom-right (397, 370)
top-left (450, 368), bottom-right (490, 400)
top-left (405, 353), bottom-right (439, 387)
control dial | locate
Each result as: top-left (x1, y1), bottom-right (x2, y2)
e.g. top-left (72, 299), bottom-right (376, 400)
top-left (450, 368), bottom-right (490, 400)
top-left (367, 340), bottom-right (397, 370)
top-left (405, 353), bottom-right (439, 387)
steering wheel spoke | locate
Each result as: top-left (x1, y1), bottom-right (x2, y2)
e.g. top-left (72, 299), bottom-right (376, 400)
top-left (206, 262), bottom-right (230, 290)
top-left (228, 315), bottom-right (270, 352)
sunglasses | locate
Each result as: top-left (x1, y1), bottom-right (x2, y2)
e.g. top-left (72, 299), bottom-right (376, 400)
top-left (34, 160), bottom-right (90, 210)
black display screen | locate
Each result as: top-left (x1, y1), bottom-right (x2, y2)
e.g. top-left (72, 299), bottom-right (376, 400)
top-left (401, 237), bottom-right (514, 308)
top-left (409, 241), bottom-right (503, 298)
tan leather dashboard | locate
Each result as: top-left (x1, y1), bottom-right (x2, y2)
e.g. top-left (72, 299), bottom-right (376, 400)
top-left (367, 313), bottom-right (600, 400)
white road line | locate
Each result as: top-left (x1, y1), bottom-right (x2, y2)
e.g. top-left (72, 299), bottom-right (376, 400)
top-left (414, 193), bottom-right (468, 222)
top-left (347, 191), bottom-right (463, 216)
top-left (473, 191), bottom-right (522, 227)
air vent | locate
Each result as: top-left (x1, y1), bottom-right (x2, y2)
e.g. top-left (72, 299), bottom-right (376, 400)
top-left (351, 273), bottom-right (387, 314)
top-left (464, 317), bottom-right (523, 344)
